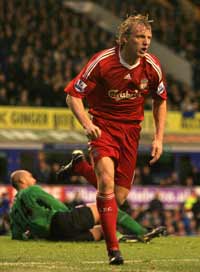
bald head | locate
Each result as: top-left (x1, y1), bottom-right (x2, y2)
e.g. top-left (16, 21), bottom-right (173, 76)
top-left (10, 170), bottom-right (36, 191)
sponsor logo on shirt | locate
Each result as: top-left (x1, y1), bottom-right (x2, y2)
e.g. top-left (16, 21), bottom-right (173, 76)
top-left (74, 79), bottom-right (87, 93)
top-left (108, 89), bottom-right (141, 101)
top-left (157, 81), bottom-right (165, 94)
top-left (139, 78), bottom-right (148, 90)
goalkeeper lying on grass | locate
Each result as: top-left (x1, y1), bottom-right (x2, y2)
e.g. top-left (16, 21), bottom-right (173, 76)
top-left (10, 170), bottom-right (165, 242)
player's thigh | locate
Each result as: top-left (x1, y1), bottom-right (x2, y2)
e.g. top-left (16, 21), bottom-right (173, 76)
top-left (115, 124), bottom-right (141, 190)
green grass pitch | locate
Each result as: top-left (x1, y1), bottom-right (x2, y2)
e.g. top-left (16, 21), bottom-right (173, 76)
top-left (0, 236), bottom-right (200, 272)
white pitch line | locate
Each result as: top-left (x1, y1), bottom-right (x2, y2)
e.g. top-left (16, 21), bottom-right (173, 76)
top-left (152, 259), bottom-right (200, 262)
top-left (0, 262), bottom-right (66, 266)
top-left (0, 262), bottom-right (97, 271)
top-left (1, 258), bottom-right (199, 267)
top-left (83, 258), bottom-right (200, 264)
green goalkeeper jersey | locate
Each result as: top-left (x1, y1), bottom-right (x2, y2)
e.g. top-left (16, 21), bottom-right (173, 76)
top-left (10, 185), bottom-right (70, 240)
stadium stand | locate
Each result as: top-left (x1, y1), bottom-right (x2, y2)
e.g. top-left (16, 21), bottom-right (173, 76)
top-left (0, 0), bottom-right (113, 107)
top-left (0, 0), bottom-right (199, 111)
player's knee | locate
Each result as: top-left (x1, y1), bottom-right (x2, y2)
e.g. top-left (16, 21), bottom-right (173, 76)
top-left (97, 173), bottom-right (114, 193)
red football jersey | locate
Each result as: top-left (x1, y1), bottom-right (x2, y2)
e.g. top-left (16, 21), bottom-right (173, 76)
top-left (64, 46), bottom-right (167, 122)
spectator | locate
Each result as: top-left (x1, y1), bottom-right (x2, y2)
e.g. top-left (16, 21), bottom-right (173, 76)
top-left (184, 189), bottom-right (198, 211)
top-left (35, 160), bottom-right (51, 184)
top-left (0, 193), bottom-right (10, 217)
top-left (176, 221), bottom-right (186, 236)
top-left (0, 88), bottom-right (9, 105)
top-left (170, 171), bottom-right (180, 186)
top-left (0, 193), bottom-right (10, 235)
top-left (148, 192), bottom-right (164, 213)
top-left (184, 176), bottom-right (195, 187)
top-left (48, 162), bottom-right (61, 184)
top-left (181, 97), bottom-right (198, 118)
top-left (17, 89), bottom-right (29, 106)
top-left (141, 165), bottom-right (153, 185)
top-left (192, 195), bottom-right (200, 230)
top-left (191, 166), bottom-right (200, 186)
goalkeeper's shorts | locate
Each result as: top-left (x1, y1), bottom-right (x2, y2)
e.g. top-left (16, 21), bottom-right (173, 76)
top-left (49, 206), bottom-right (94, 241)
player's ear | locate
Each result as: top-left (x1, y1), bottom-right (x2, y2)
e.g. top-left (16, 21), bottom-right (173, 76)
top-left (123, 33), bottom-right (130, 44)
top-left (122, 35), bottom-right (129, 44)
top-left (19, 177), bottom-right (27, 189)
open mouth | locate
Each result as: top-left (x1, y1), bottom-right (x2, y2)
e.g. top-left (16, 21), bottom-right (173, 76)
top-left (140, 48), bottom-right (147, 54)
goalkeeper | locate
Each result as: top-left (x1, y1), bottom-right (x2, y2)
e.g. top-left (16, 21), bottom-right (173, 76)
top-left (10, 170), bottom-right (165, 242)
top-left (10, 170), bottom-right (102, 241)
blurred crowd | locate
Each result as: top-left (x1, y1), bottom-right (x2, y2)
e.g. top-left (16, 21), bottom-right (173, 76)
top-left (35, 160), bottom-right (200, 187)
top-left (134, 163), bottom-right (200, 187)
top-left (33, 151), bottom-right (200, 187)
top-left (0, 0), bottom-right (113, 107)
top-left (0, 0), bottom-right (200, 113)
top-left (129, 190), bottom-right (200, 236)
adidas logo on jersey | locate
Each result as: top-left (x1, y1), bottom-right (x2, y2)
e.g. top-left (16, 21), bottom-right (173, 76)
top-left (124, 74), bottom-right (131, 80)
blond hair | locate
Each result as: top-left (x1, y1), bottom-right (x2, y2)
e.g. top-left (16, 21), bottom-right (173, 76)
top-left (117, 14), bottom-right (153, 46)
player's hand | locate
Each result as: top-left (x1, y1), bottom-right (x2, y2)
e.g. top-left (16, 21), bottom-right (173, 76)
top-left (85, 123), bottom-right (101, 140)
top-left (149, 139), bottom-right (163, 165)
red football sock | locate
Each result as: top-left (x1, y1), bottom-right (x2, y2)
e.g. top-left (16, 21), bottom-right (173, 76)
top-left (73, 160), bottom-right (97, 188)
top-left (97, 192), bottom-right (119, 252)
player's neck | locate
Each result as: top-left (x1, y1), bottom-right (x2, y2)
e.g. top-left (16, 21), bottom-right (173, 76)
top-left (120, 47), bottom-right (140, 66)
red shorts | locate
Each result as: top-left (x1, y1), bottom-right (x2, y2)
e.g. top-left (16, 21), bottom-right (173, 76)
top-left (89, 117), bottom-right (141, 190)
